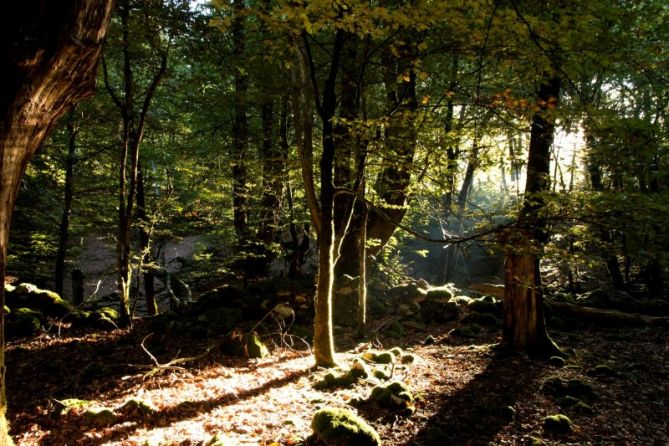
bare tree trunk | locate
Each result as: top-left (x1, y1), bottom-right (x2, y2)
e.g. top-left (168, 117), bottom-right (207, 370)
top-left (0, 2), bottom-right (114, 442)
top-left (55, 107), bottom-right (78, 297)
top-left (232, 0), bottom-right (249, 241)
top-left (136, 162), bottom-right (157, 316)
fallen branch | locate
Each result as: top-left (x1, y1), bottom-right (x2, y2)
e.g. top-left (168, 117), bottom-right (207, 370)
top-left (546, 301), bottom-right (669, 327)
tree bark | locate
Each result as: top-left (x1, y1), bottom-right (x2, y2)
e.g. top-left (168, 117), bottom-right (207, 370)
top-left (0, 1), bottom-right (114, 442)
top-left (55, 107), bottom-right (78, 298)
top-left (503, 77), bottom-right (563, 357)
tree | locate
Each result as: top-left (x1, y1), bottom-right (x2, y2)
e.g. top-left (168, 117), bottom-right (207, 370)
top-left (0, 1), bottom-right (114, 441)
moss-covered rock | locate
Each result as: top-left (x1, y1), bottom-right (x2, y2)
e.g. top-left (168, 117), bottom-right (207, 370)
top-left (467, 297), bottom-right (502, 316)
top-left (385, 320), bottom-right (405, 338)
top-left (424, 335), bottom-right (436, 346)
top-left (420, 299), bottom-right (460, 323)
top-left (543, 414), bottom-right (572, 434)
top-left (84, 407), bottom-right (118, 427)
top-left (198, 307), bottom-right (243, 332)
top-left (389, 347), bottom-right (403, 358)
top-left (368, 381), bottom-right (415, 415)
top-left (387, 283), bottom-right (427, 303)
top-left (572, 401), bottom-right (594, 415)
top-left (116, 398), bottom-right (157, 416)
top-left (373, 369), bottom-right (390, 381)
top-left (310, 408), bottom-right (381, 446)
top-left (400, 354), bottom-right (415, 364)
top-left (361, 350), bottom-right (395, 364)
top-left (6, 283), bottom-right (75, 317)
top-left (315, 360), bottom-right (370, 389)
top-left (221, 331), bottom-right (269, 358)
top-left (462, 312), bottom-right (500, 326)
top-left (448, 325), bottom-right (479, 338)
top-left (542, 377), bottom-right (598, 404)
top-left (587, 364), bottom-right (617, 378)
top-left (451, 295), bottom-right (473, 306)
top-left (54, 398), bottom-right (91, 416)
top-left (6, 308), bottom-right (44, 337)
top-left (425, 285), bottom-right (455, 302)
top-left (549, 356), bottom-right (566, 367)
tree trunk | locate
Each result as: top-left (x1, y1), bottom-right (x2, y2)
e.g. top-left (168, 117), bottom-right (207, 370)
top-left (55, 107), bottom-right (78, 297)
top-left (231, 0), bottom-right (249, 241)
top-left (503, 77), bottom-right (563, 357)
top-left (137, 162), bottom-right (157, 316)
top-left (0, 1), bottom-right (114, 442)
top-left (366, 42), bottom-right (418, 253)
top-left (305, 30), bottom-right (345, 368)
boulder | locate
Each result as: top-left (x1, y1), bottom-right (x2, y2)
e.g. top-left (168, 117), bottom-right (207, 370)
top-left (6, 283), bottom-right (75, 317)
top-left (310, 408), bottom-right (381, 446)
top-left (368, 381), bottom-right (415, 415)
top-left (543, 414), bottom-right (572, 434)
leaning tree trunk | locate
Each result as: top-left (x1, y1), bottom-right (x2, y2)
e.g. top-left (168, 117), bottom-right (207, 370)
top-left (0, 2), bottom-right (114, 442)
top-left (503, 77), bottom-right (563, 357)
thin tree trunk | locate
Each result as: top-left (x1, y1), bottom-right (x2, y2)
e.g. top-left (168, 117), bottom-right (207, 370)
top-left (232, 0), bottom-right (249, 241)
top-left (55, 107), bottom-right (78, 298)
top-left (137, 162), bottom-right (157, 316)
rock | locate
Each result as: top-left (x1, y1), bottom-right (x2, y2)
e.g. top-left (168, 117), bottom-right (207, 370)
top-left (425, 284), bottom-right (455, 302)
top-left (197, 307), bottom-right (243, 332)
top-left (84, 407), bottom-right (118, 427)
top-left (401, 354), bottom-right (415, 364)
top-left (424, 335), bottom-right (436, 345)
top-left (557, 395), bottom-right (582, 408)
top-left (387, 283), bottom-right (427, 303)
top-left (462, 312), bottom-right (500, 326)
top-left (310, 408), bottom-right (381, 446)
top-left (221, 332), bottom-right (269, 358)
top-left (587, 364), bottom-right (617, 378)
top-left (421, 299), bottom-right (460, 323)
top-left (448, 324), bottom-right (480, 338)
top-left (543, 414), bottom-right (572, 434)
top-left (577, 289), bottom-right (609, 308)
top-left (116, 398), bottom-right (157, 416)
top-left (315, 360), bottom-right (370, 389)
top-left (373, 369), bottom-right (390, 381)
top-left (361, 351), bottom-right (394, 364)
top-left (542, 377), bottom-right (598, 403)
top-left (54, 398), bottom-right (91, 416)
top-left (467, 297), bottom-right (502, 316)
top-left (549, 356), bottom-right (566, 367)
top-left (193, 286), bottom-right (245, 312)
top-left (451, 295), bottom-right (473, 306)
top-left (369, 381), bottom-right (415, 415)
top-left (385, 320), bottom-right (405, 338)
top-left (499, 405), bottom-right (516, 422)
top-left (6, 283), bottom-right (75, 317)
top-left (6, 308), bottom-right (43, 337)
top-left (572, 401), bottom-right (594, 415)
top-left (389, 347), bottom-right (403, 358)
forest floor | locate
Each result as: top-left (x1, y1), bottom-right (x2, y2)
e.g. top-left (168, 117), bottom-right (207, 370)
top-left (5, 320), bottom-right (668, 446)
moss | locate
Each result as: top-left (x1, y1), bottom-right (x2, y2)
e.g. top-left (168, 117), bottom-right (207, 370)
top-left (389, 347), bottom-right (403, 358)
top-left (572, 401), bottom-right (594, 415)
top-left (451, 295), bottom-right (473, 306)
top-left (315, 362), bottom-right (368, 389)
top-left (3, 306), bottom-right (9, 314)
top-left (7, 308), bottom-right (43, 337)
top-left (499, 405), bottom-right (516, 422)
top-left (462, 312), bottom-right (500, 326)
top-left (549, 356), bottom-right (566, 367)
top-left (311, 408), bottom-right (381, 446)
top-left (206, 434), bottom-right (233, 446)
top-left (84, 407), bottom-right (118, 427)
top-left (377, 352), bottom-right (395, 364)
top-left (467, 298), bottom-right (500, 316)
top-left (423, 335), bottom-right (436, 345)
top-left (400, 354), bottom-right (415, 364)
top-left (369, 381), bottom-right (415, 415)
top-left (350, 358), bottom-right (370, 378)
top-left (557, 395), bottom-right (582, 408)
top-left (54, 398), bottom-right (91, 416)
top-left (542, 377), bottom-right (598, 403)
top-left (525, 436), bottom-right (545, 445)
top-left (7, 283), bottom-right (75, 317)
top-left (373, 369), bottom-right (390, 381)
top-left (543, 414), bottom-right (572, 434)
top-left (221, 332), bottom-right (269, 358)
top-left (448, 326), bottom-right (478, 338)
top-left (425, 285), bottom-right (454, 302)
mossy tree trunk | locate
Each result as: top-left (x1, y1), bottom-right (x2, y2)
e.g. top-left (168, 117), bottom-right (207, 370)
top-left (0, 1), bottom-right (114, 442)
top-left (503, 77), bottom-right (563, 357)
top-left (300, 29), bottom-right (344, 368)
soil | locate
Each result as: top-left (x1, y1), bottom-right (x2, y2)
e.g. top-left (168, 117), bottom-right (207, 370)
top-left (5, 320), bottom-right (668, 445)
